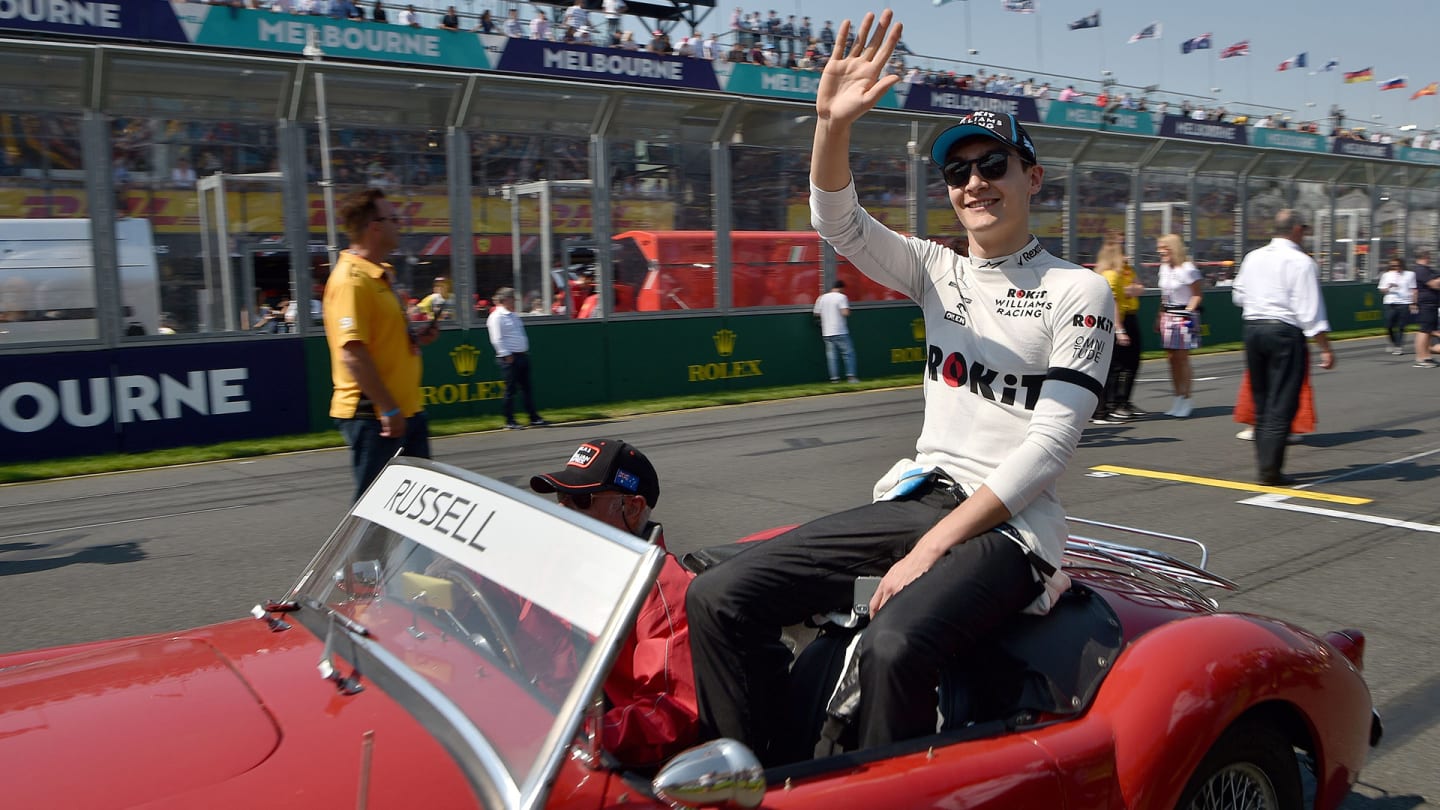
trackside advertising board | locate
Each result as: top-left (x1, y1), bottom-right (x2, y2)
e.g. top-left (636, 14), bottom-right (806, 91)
top-left (0, 340), bottom-right (309, 461)
top-left (0, 0), bottom-right (185, 42)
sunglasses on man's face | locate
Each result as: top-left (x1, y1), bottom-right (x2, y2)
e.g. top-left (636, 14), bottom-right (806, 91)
top-left (557, 490), bottom-right (624, 511)
top-left (941, 149), bottom-right (1013, 188)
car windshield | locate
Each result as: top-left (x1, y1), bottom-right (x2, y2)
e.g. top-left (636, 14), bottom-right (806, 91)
top-left (284, 459), bottom-right (661, 808)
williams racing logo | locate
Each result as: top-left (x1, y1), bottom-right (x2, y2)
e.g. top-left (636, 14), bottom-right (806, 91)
top-left (927, 345), bottom-right (1045, 410)
top-left (689, 329), bottom-right (764, 382)
top-left (994, 287), bottom-right (1052, 318)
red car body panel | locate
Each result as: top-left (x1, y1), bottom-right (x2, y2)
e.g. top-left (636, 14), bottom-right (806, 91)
top-left (0, 536), bottom-right (1374, 810)
top-left (0, 619), bottom-right (479, 809)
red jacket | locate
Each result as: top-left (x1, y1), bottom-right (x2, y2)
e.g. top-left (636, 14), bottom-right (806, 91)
top-left (501, 527), bottom-right (698, 767)
top-left (600, 546), bottom-right (698, 766)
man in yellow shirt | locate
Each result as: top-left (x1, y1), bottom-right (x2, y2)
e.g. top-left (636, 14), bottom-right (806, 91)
top-left (324, 189), bottom-right (438, 502)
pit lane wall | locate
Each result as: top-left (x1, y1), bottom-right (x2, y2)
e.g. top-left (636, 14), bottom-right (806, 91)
top-left (0, 285), bottom-right (1379, 461)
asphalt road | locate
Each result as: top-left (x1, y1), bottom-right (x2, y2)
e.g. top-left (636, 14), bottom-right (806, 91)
top-left (1, 336), bottom-right (1434, 808)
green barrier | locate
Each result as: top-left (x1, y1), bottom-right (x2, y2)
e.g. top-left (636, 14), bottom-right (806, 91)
top-left (1133, 282), bottom-right (1380, 352)
top-left (306, 284), bottom-right (1377, 433)
top-left (305, 307), bottom-right (928, 432)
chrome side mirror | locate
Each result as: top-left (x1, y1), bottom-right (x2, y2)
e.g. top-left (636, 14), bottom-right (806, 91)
top-left (652, 739), bottom-right (765, 809)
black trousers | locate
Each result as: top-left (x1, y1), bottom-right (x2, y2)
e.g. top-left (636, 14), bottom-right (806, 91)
top-left (686, 479), bottom-right (1041, 755)
top-left (1244, 321), bottom-right (1308, 479)
top-left (1107, 312), bottom-right (1142, 407)
top-left (501, 352), bottom-right (541, 423)
top-left (1384, 303), bottom-right (1409, 348)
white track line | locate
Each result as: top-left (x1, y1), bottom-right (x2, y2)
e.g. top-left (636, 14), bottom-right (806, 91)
top-left (0, 505), bottom-right (248, 542)
top-left (1240, 447), bottom-right (1440, 533)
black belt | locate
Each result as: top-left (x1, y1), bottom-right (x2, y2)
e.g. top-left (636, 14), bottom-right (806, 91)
top-left (1245, 319), bottom-right (1298, 327)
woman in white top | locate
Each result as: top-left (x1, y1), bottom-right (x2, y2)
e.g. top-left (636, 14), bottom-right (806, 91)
top-left (1156, 233), bottom-right (1203, 417)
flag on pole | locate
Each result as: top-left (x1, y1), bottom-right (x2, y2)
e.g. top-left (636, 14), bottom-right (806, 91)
top-left (1344, 67), bottom-right (1374, 84)
top-left (933, 0), bottom-right (963, 6)
top-left (1412, 82), bottom-right (1438, 100)
top-left (1321, 58), bottom-right (1339, 72)
top-left (1219, 40), bottom-right (1249, 59)
top-left (1128, 22), bottom-right (1161, 44)
top-left (1277, 53), bottom-right (1307, 71)
top-left (1380, 76), bottom-right (1408, 91)
top-left (1068, 11), bottom-right (1100, 30)
top-left (1181, 33), bottom-right (1212, 54)
top-left (1001, 0), bottom-right (1036, 13)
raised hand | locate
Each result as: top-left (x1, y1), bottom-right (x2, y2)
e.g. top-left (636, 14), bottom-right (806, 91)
top-left (815, 10), bottom-right (903, 126)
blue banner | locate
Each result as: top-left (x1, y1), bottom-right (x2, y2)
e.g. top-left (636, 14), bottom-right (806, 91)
top-left (902, 86), bottom-right (1040, 123)
top-left (495, 38), bottom-right (720, 91)
top-left (1332, 139), bottom-right (1394, 160)
top-left (0, 0), bottom-right (186, 42)
top-left (1159, 115), bottom-right (1249, 146)
top-left (0, 341), bottom-right (310, 461)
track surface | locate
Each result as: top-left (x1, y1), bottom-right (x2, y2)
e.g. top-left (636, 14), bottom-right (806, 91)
top-left (2, 337), bottom-right (1434, 807)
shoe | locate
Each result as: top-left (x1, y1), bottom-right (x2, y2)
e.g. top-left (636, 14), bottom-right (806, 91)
top-left (829, 377), bottom-right (839, 382)
top-left (529, 418), bottom-right (550, 427)
top-left (1090, 413), bottom-right (1122, 425)
top-left (504, 422), bottom-right (525, 430)
top-left (1414, 361), bottom-right (1437, 368)
top-left (1122, 402), bottom-right (1148, 417)
top-left (1236, 428), bottom-right (1254, 441)
top-left (1260, 473), bottom-right (1297, 486)
top-left (1390, 348), bottom-right (1405, 355)
top-left (1110, 407), bottom-right (1134, 420)
top-left (847, 376), bottom-right (860, 383)
top-left (1164, 396), bottom-right (1180, 416)
top-left (1172, 397), bottom-right (1193, 418)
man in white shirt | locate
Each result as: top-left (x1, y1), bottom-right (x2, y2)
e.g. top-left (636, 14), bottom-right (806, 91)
top-left (1232, 209), bottom-right (1335, 485)
top-left (813, 280), bottom-right (858, 382)
top-left (689, 11), bottom-right (1111, 757)
top-left (1377, 257), bottom-right (1416, 355)
top-left (529, 9), bottom-right (551, 41)
top-left (486, 287), bottom-right (549, 429)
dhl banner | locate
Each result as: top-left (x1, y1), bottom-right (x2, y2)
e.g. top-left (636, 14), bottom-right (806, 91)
top-left (0, 188), bottom-right (674, 236)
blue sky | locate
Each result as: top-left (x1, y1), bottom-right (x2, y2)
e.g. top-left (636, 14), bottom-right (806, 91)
top-left (772, 1), bottom-right (1440, 134)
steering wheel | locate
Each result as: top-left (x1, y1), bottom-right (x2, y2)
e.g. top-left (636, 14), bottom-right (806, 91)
top-left (422, 560), bottom-right (526, 673)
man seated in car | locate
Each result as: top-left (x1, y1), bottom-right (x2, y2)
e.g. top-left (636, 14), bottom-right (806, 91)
top-left (529, 439), bottom-right (699, 768)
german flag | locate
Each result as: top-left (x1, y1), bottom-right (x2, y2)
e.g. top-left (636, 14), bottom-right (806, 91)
top-left (1344, 67), bottom-right (1373, 84)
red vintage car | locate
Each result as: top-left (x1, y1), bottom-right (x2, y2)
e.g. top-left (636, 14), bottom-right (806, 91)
top-left (0, 458), bottom-right (1378, 810)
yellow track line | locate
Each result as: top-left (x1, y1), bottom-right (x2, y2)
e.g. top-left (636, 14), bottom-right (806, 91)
top-left (1090, 465), bottom-right (1373, 505)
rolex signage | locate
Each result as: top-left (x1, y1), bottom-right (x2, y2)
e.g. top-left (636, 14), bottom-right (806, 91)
top-left (687, 328), bottom-right (764, 382)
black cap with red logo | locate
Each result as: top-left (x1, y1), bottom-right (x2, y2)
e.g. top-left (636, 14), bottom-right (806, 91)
top-left (530, 439), bottom-right (660, 507)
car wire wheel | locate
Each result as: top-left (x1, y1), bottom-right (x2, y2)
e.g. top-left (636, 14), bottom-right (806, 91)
top-left (1177, 722), bottom-right (1302, 810)
top-left (1183, 761), bottom-right (1278, 810)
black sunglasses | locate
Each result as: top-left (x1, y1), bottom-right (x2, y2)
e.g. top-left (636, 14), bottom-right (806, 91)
top-left (941, 149), bottom-right (1013, 188)
top-left (558, 490), bottom-right (624, 510)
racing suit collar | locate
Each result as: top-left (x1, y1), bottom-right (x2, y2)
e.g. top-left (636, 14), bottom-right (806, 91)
top-left (966, 236), bottom-right (1045, 271)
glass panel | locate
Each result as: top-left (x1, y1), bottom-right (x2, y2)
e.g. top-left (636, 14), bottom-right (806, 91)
top-left (1195, 175), bottom-right (1239, 286)
top-left (1324, 183), bottom-right (1371, 281)
top-left (309, 123), bottom-right (451, 320)
top-left (1034, 161), bottom-right (1068, 259)
top-left (1195, 149), bottom-right (1256, 174)
top-left (105, 57), bottom-right (288, 121)
top-left (1251, 150), bottom-right (1309, 179)
top-left (466, 82), bottom-right (609, 319)
top-left (1076, 167), bottom-right (1132, 282)
top-left (1374, 187), bottom-right (1405, 271)
top-left (825, 117), bottom-right (910, 305)
top-left (297, 71), bottom-right (462, 129)
top-left (0, 49), bottom-right (87, 111)
top-left (1137, 171), bottom-right (1192, 287)
top-left (1078, 137), bottom-right (1150, 167)
top-left (0, 111), bottom-right (98, 343)
top-left (1147, 142), bottom-right (1211, 171)
top-left (117, 115), bottom-right (287, 336)
top-left (1407, 185), bottom-right (1440, 260)
top-left (1030, 129), bottom-right (1091, 164)
top-left (604, 95), bottom-right (724, 314)
top-left (1244, 178), bottom-right (1290, 256)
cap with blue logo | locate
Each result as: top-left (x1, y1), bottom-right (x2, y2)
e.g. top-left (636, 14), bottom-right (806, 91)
top-left (929, 110), bottom-right (1039, 167)
top-left (531, 439), bottom-right (660, 508)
